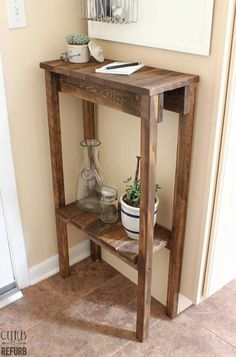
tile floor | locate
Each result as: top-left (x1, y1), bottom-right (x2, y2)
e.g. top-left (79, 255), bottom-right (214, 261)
top-left (0, 258), bottom-right (235, 356)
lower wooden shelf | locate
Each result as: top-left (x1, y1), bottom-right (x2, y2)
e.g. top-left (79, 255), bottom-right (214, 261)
top-left (56, 202), bottom-right (171, 269)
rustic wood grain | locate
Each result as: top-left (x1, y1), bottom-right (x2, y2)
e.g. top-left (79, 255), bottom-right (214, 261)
top-left (84, 219), bottom-right (138, 266)
top-left (136, 95), bottom-right (159, 342)
top-left (45, 71), bottom-right (70, 278)
top-left (157, 93), bottom-right (164, 122)
top-left (59, 76), bottom-right (141, 117)
top-left (88, 235), bottom-right (138, 269)
top-left (56, 217), bottom-right (70, 278)
top-left (56, 202), bottom-right (171, 268)
top-left (83, 100), bottom-right (96, 139)
top-left (56, 203), bottom-right (100, 228)
top-left (40, 59), bottom-right (199, 96)
top-left (166, 84), bottom-right (197, 319)
top-left (55, 202), bottom-right (81, 222)
top-left (164, 87), bottom-right (185, 114)
top-left (83, 100), bottom-right (101, 262)
top-left (154, 225), bottom-right (171, 251)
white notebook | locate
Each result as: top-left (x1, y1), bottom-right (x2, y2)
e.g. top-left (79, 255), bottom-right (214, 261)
top-left (95, 62), bottom-right (144, 76)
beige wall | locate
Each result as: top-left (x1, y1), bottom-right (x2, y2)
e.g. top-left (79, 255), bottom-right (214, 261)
top-left (0, 1), bottom-right (231, 306)
top-left (0, 1), bottom-right (87, 267)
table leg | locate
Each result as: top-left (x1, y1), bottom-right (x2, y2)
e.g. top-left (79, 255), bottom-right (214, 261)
top-left (136, 95), bottom-right (159, 342)
top-left (83, 100), bottom-right (101, 262)
top-left (167, 84), bottom-right (197, 318)
top-left (45, 71), bottom-right (70, 277)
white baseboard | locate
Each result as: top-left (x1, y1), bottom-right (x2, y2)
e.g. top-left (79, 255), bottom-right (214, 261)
top-left (29, 240), bottom-right (90, 285)
top-left (178, 293), bottom-right (193, 313)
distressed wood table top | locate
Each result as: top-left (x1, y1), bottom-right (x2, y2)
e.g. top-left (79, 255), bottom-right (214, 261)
top-left (40, 59), bottom-right (199, 96)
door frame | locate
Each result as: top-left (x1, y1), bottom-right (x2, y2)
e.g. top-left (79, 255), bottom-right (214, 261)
top-left (0, 54), bottom-right (29, 289)
top-left (204, 17), bottom-right (236, 297)
top-left (194, 0), bottom-right (236, 304)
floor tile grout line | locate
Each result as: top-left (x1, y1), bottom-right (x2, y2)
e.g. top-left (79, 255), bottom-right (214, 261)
top-left (3, 261), bottom-right (167, 346)
top-left (182, 312), bottom-right (236, 349)
top-left (109, 340), bottom-right (131, 357)
top-left (43, 259), bottom-right (166, 323)
top-left (42, 281), bottom-right (72, 305)
top-left (149, 315), bottom-right (167, 328)
top-left (109, 316), bottom-right (165, 357)
top-left (22, 295), bottom-right (73, 334)
top-left (43, 263), bottom-right (167, 349)
top-left (14, 264), bottom-right (121, 337)
top-left (43, 263), bottom-right (121, 305)
top-left (4, 282), bottom-right (73, 334)
top-left (27, 269), bottom-right (126, 333)
top-left (24, 319), bottom-right (45, 333)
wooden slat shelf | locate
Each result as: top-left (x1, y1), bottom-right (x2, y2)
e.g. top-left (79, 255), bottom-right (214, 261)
top-left (56, 202), bottom-right (171, 269)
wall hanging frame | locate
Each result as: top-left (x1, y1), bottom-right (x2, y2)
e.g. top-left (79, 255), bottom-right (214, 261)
top-left (88, 0), bottom-right (214, 56)
top-left (80, 0), bottom-right (139, 24)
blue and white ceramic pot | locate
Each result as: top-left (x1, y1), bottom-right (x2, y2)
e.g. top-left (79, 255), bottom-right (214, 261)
top-left (120, 194), bottom-right (159, 240)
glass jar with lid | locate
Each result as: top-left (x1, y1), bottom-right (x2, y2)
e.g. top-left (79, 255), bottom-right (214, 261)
top-left (100, 185), bottom-right (118, 224)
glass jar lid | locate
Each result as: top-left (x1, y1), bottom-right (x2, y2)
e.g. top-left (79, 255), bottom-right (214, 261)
top-left (80, 139), bottom-right (101, 148)
top-left (101, 185), bottom-right (118, 199)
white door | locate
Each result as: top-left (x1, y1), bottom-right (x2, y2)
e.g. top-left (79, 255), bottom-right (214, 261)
top-left (0, 53), bottom-right (29, 290)
top-left (0, 192), bottom-right (15, 294)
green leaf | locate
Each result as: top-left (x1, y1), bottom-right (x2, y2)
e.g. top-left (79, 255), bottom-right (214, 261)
top-left (66, 34), bottom-right (90, 45)
top-left (123, 175), bottom-right (161, 207)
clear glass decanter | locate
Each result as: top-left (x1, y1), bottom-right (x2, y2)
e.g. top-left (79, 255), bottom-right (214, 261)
top-left (76, 139), bottom-right (104, 213)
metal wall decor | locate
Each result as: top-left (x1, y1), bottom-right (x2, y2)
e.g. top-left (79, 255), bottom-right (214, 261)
top-left (80, 0), bottom-right (139, 24)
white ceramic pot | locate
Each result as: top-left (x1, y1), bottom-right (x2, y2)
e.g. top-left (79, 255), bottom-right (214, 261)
top-left (67, 44), bottom-right (90, 64)
top-left (120, 194), bottom-right (159, 240)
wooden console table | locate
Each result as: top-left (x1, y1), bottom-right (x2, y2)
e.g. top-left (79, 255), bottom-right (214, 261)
top-left (40, 59), bottom-right (199, 342)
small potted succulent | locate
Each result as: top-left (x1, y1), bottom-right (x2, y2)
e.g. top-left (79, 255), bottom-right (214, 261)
top-left (120, 156), bottom-right (160, 240)
top-left (65, 34), bottom-right (90, 64)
